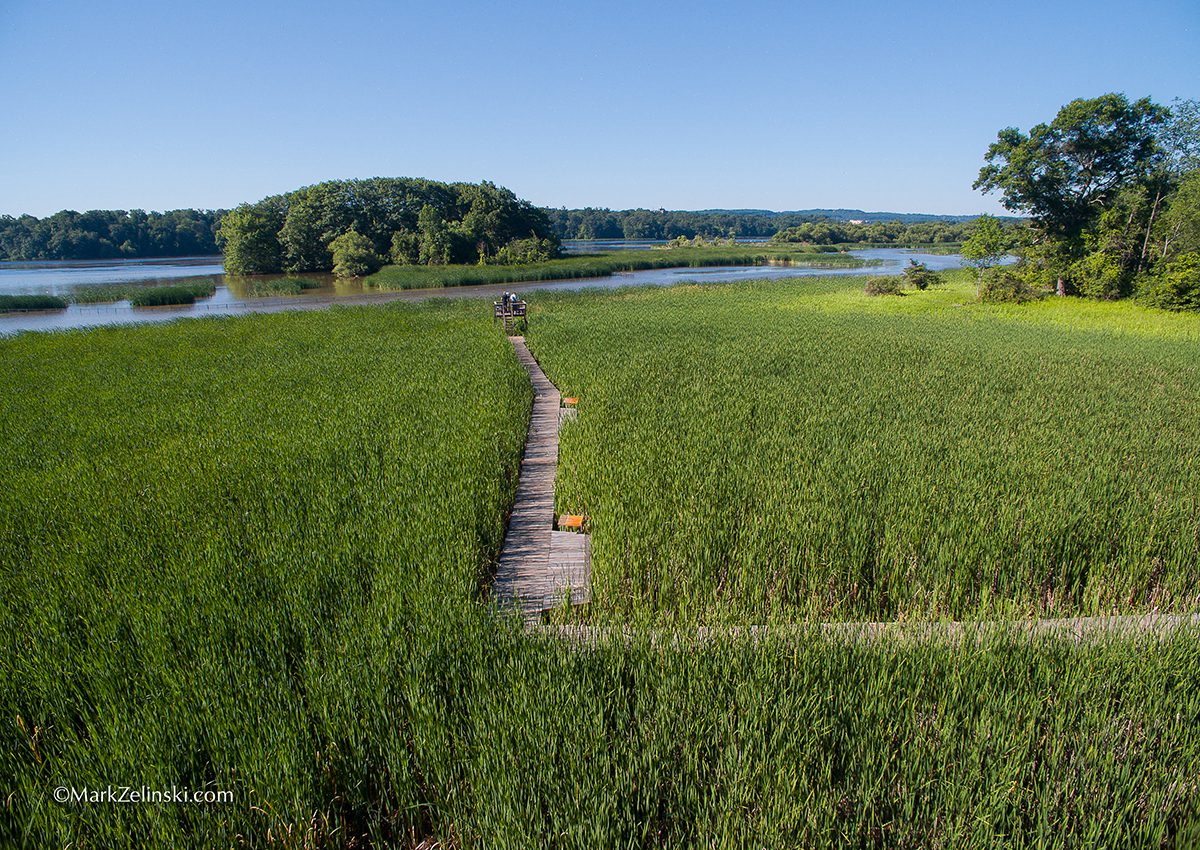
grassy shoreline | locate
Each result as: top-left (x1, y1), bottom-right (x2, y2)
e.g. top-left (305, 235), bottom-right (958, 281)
top-left (365, 245), bottom-right (869, 290)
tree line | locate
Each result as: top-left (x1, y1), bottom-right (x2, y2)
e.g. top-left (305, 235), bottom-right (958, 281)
top-left (770, 219), bottom-right (995, 246)
top-left (542, 208), bottom-right (992, 241)
top-left (974, 94), bottom-right (1199, 310)
top-left (217, 178), bottom-right (560, 277)
top-left (0, 209), bottom-right (224, 261)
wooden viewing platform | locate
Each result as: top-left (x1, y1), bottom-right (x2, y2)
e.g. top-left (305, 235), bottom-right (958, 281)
top-left (493, 336), bottom-right (591, 620)
top-left (494, 299), bottom-right (528, 333)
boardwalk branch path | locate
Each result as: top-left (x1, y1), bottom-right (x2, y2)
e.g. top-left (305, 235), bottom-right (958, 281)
top-left (493, 336), bottom-right (591, 620)
top-left (491, 341), bottom-right (1196, 641)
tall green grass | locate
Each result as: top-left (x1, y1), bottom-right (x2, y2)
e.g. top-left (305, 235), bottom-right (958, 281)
top-left (127, 283), bottom-right (214, 307)
top-left (3, 294), bottom-right (1198, 847)
top-left (530, 271), bottom-right (1200, 624)
top-left (0, 294), bottom-right (68, 312)
top-left (71, 280), bottom-right (217, 305)
top-left (0, 303), bottom-right (531, 848)
top-left (366, 245), bottom-right (866, 291)
top-left (234, 275), bottom-right (324, 297)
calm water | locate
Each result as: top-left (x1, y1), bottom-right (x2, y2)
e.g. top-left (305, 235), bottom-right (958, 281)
top-left (0, 249), bottom-right (997, 336)
top-left (0, 256), bottom-right (227, 294)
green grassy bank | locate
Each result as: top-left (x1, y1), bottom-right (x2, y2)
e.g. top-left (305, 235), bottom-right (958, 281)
top-left (365, 245), bottom-right (866, 291)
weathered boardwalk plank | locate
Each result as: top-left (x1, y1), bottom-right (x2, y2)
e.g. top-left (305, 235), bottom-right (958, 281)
top-left (537, 613), bottom-right (1200, 644)
top-left (494, 336), bottom-right (591, 619)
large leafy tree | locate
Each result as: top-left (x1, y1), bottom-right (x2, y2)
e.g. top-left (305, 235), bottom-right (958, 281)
top-left (328, 228), bottom-right (382, 279)
top-left (217, 200), bottom-right (286, 274)
top-left (974, 94), bottom-right (1168, 294)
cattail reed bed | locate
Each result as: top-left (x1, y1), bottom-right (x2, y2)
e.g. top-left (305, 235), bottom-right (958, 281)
top-left (2, 289), bottom-right (1198, 847)
top-left (70, 279), bottom-right (218, 305)
top-left (0, 294), bottom-right (68, 312)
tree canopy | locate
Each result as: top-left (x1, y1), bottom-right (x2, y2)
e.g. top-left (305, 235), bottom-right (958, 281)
top-left (329, 229), bottom-right (382, 279)
top-left (974, 94), bottom-right (1167, 243)
top-left (974, 94), bottom-right (1200, 307)
top-left (217, 178), bottom-right (559, 275)
top-left (961, 214), bottom-right (1012, 273)
top-left (0, 209), bottom-right (224, 261)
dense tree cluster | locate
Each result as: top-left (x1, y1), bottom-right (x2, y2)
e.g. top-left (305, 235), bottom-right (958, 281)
top-left (771, 219), bottom-right (988, 245)
top-left (217, 178), bottom-right (559, 276)
top-left (543, 208), bottom-right (988, 241)
top-left (975, 94), bottom-right (1200, 309)
top-left (0, 209), bottom-right (223, 260)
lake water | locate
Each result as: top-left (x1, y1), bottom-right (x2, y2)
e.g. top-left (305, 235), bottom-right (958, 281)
top-left (0, 248), bottom-right (996, 336)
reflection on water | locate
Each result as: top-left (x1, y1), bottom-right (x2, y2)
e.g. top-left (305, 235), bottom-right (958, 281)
top-left (221, 274), bottom-right (353, 300)
top-left (0, 249), bottom-right (1006, 336)
top-left (0, 256), bottom-right (227, 294)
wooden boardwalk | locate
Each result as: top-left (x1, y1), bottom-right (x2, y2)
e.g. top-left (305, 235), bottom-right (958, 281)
top-left (539, 612), bottom-right (1200, 645)
top-left (493, 336), bottom-right (591, 620)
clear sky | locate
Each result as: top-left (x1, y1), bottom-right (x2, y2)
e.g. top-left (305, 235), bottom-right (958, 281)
top-left (1, 0), bottom-right (1196, 217)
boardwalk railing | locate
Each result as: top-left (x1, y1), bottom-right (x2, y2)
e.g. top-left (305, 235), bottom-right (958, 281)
top-left (494, 300), bottom-right (528, 333)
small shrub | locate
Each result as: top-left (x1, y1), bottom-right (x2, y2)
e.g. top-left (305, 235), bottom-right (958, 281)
top-left (1137, 252), bottom-right (1200, 312)
top-left (864, 276), bottom-right (903, 296)
top-left (903, 260), bottom-right (940, 290)
top-left (979, 267), bottom-right (1040, 303)
top-left (1071, 251), bottom-right (1132, 300)
top-left (80, 281), bottom-right (215, 306)
top-left (0, 294), bottom-right (68, 312)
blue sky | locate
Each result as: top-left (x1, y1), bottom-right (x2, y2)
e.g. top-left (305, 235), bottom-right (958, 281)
top-left (1, 0), bottom-right (1196, 217)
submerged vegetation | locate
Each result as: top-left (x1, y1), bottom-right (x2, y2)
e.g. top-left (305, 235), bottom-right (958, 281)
top-left (128, 282), bottom-right (217, 307)
top-left (232, 276), bottom-right (323, 297)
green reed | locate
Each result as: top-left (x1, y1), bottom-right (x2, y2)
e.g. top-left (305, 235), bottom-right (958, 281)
top-left (529, 271), bottom-right (1200, 624)
top-left (2, 290), bottom-right (1198, 848)
top-left (366, 246), bottom-right (866, 291)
